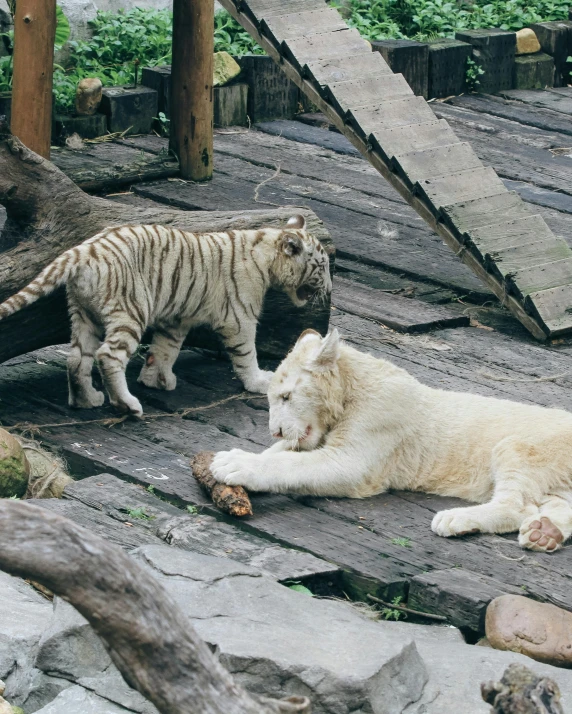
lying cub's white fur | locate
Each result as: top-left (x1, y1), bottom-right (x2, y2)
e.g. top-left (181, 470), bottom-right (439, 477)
top-left (212, 329), bottom-right (572, 552)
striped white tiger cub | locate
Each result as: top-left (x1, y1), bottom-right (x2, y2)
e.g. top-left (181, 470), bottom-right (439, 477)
top-left (0, 216), bottom-right (331, 417)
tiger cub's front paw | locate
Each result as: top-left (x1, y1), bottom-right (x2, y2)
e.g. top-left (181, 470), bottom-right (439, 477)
top-left (242, 370), bottom-right (273, 394)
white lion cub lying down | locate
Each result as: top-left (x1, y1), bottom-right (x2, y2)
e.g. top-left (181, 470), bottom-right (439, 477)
top-left (212, 329), bottom-right (572, 552)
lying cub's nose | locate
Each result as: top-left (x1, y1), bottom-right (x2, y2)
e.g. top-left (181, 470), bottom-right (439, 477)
top-left (273, 428), bottom-right (283, 438)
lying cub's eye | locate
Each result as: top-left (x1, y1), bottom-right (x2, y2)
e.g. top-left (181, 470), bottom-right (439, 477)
top-left (281, 393), bottom-right (291, 402)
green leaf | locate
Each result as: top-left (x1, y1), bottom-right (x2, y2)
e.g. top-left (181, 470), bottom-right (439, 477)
top-left (288, 583), bottom-right (313, 596)
top-left (55, 5), bottom-right (71, 48)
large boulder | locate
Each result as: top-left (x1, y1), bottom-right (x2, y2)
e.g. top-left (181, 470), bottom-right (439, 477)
top-left (0, 430), bottom-right (29, 499)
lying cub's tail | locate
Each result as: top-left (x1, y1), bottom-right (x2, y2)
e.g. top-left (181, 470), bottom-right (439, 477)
top-left (0, 247), bottom-right (82, 319)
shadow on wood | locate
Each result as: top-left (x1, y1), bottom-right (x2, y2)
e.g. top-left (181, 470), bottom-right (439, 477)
top-left (0, 117), bottom-right (333, 364)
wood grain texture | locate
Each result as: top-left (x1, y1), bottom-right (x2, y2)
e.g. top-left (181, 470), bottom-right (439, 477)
top-left (10, 0), bottom-right (56, 158)
top-left (170, 0), bottom-right (214, 180)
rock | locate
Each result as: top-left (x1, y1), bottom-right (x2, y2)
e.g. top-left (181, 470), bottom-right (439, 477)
top-left (0, 681), bottom-right (3, 696)
top-left (35, 598), bottom-right (112, 681)
top-left (486, 594), bottom-right (572, 668)
top-left (0, 429), bottom-right (29, 498)
top-left (21, 671), bottom-right (72, 713)
top-left (516, 28), bottom-right (541, 54)
top-left (0, 571), bottom-right (53, 706)
top-left (75, 78), bottom-right (103, 116)
top-left (213, 51), bottom-right (241, 87)
top-left (482, 663), bottom-right (564, 714)
top-left (33, 685), bottom-right (137, 714)
top-left (0, 699), bottom-right (10, 714)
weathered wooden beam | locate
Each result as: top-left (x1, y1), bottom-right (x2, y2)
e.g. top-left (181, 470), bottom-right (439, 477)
top-left (170, 0), bottom-right (214, 180)
top-left (10, 0), bottom-right (56, 158)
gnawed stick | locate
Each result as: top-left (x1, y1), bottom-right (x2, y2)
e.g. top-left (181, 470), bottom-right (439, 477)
top-left (0, 501), bottom-right (309, 714)
top-left (191, 451), bottom-right (253, 517)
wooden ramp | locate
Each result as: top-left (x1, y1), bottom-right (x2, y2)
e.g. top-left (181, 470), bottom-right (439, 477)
top-left (218, 0), bottom-right (572, 340)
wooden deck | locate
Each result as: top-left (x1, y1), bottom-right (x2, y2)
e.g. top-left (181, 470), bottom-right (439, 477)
top-left (4, 90), bottom-right (572, 633)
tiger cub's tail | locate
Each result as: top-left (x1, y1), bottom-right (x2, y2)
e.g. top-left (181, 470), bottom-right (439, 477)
top-left (0, 247), bottom-right (82, 319)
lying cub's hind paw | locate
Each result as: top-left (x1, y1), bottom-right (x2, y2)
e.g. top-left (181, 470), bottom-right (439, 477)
top-left (519, 516), bottom-right (563, 553)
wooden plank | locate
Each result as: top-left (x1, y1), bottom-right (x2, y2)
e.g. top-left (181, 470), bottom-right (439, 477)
top-left (503, 179), bottom-right (572, 216)
top-left (440, 192), bottom-right (531, 238)
top-left (34, 499), bottom-right (164, 550)
top-left (408, 568), bottom-right (523, 632)
top-left (466, 214), bottom-right (557, 255)
top-left (500, 88), bottom-right (572, 115)
top-left (65, 473), bottom-right (340, 584)
top-left (305, 53), bottom-right (392, 91)
top-left (333, 276), bottom-right (469, 332)
top-left (392, 142), bottom-right (482, 188)
top-left (486, 240), bottom-right (571, 281)
top-left (371, 39), bottom-right (429, 98)
top-left (449, 93), bottom-right (572, 137)
top-left (348, 97), bottom-right (435, 139)
top-left (368, 120), bottom-right (458, 164)
top-left (508, 257), bottom-right (572, 298)
top-left (282, 29), bottom-right (371, 74)
top-left (415, 167), bottom-right (507, 215)
top-left (260, 8), bottom-right (346, 45)
top-left (525, 285), bottom-right (572, 336)
top-left (242, 0), bottom-right (326, 21)
top-left (325, 74), bottom-right (413, 116)
top-left (256, 119), bottom-right (361, 156)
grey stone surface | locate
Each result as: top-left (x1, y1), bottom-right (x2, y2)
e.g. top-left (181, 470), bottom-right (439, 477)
top-left (22, 671), bottom-right (73, 714)
top-left (0, 571), bottom-right (53, 705)
top-left (33, 685), bottom-right (135, 714)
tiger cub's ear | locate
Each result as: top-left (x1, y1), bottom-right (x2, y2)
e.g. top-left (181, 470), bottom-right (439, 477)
top-left (281, 233), bottom-right (304, 257)
top-left (286, 215), bottom-right (306, 230)
top-left (296, 328), bottom-right (321, 345)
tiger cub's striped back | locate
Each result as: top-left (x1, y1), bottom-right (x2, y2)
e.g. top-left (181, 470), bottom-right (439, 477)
top-left (0, 215), bottom-right (331, 416)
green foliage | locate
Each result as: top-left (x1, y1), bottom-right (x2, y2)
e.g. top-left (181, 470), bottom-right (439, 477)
top-left (329, 0), bottom-right (570, 40)
top-left (126, 506), bottom-right (154, 520)
top-left (391, 536), bottom-right (412, 547)
top-left (187, 505), bottom-right (198, 515)
top-left (146, 485), bottom-right (155, 494)
top-left (287, 582), bottom-right (314, 596)
top-left (465, 57), bottom-right (485, 91)
top-left (380, 596), bottom-right (406, 621)
top-left (55, 5), bottom-right (71, 49)
top-left (214, 10), bottom-right (264, 55)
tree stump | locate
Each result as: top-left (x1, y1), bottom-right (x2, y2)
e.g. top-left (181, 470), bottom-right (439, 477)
top-left (0, 117), bottom-right (333, 364)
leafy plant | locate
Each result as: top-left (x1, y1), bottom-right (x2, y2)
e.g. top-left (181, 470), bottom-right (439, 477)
top-left (391, 536), bottom-right (412, 547)
top-left (146, 485), bottom-right (155, 494)
top-left (187, 505), bottom-right (198, 515)
top-left (155, 111), bottom-right (170, 137)
top-left (214, 10), bottom-right (264, 55)
top-left (328, 0), bottom-right (571, 40)
top-left (380, 596), bottom-right (406, 620)
top-left (465, 57), bottom-right (485, 92)
top-left (126, 506), bottom-right (154, 520)
top-left (287, 582), bottom-right (314, 596)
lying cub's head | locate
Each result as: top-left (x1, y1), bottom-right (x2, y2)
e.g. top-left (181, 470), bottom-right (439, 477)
top-left (267, 329), bottom-right (344, 450)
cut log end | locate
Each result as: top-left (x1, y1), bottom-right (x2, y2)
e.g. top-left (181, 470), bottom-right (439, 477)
top-left (191, 451), bottom-right (253, 517)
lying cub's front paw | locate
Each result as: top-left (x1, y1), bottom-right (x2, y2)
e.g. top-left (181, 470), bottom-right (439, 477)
top-left (431, 508), bottom-right (481, 538)
top-left (211, 449), bottom-right (266, 491)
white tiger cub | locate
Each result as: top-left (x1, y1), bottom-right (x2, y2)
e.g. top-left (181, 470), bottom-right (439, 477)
top-left (0, 216), bottom-right (331, 417)
top-left (212, 328), bottom-right (572, 553)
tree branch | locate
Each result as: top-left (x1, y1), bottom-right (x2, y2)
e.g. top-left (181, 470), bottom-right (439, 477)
top-left (0, 500), bottom-right (310, 714)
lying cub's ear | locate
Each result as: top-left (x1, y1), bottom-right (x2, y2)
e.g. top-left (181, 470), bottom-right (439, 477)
top-left (281, 233), bottom-right (304, 257)
top-left (311, 329), bottom-right (340, 372)
top-left (286, 215), bottom-right (306, 230)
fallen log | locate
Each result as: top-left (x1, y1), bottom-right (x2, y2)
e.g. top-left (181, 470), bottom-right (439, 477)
top-left (0, 500), bottom-right (311, 714)
top-left (0, 116), bottom-right (333, 364)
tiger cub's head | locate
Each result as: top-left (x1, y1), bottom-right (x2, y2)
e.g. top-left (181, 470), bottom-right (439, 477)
top-left (272, 215), bottom-right (332, 308)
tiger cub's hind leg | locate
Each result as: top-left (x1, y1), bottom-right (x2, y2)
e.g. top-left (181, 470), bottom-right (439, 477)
top-left (67, 304), bottom-right (105, 409)
top-left (138, 326), bottom-right (186, 391)
top-left (97, 324), bottom-right (143, 416)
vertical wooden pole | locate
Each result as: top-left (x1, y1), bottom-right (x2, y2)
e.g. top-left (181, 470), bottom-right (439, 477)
top-left (170, 0), bottom-right (214, 181)
top-left (11, 0), bottom-right (57, 159)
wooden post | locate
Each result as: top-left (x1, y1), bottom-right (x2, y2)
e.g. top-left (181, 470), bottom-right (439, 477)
top-left (170, 0), bottom-right (214, 181)
top-left (11, 0), bottom-right (56, 159)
